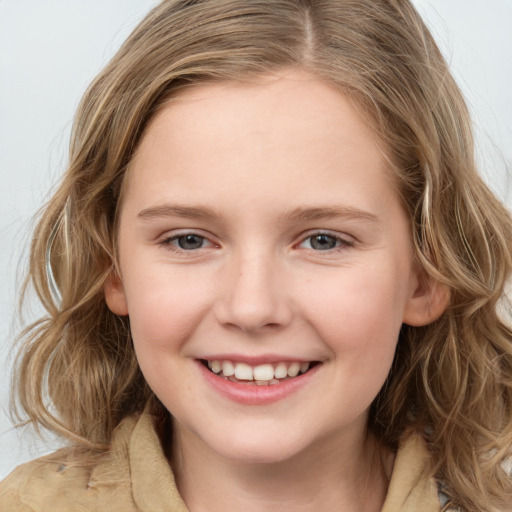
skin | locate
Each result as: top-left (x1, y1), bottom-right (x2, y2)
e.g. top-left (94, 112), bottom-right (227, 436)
top-left (105, 69), bottom-right (445, 512)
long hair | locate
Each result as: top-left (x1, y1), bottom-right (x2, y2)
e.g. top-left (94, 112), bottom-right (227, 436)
top-left (13, 1), bottom-right (512, 510)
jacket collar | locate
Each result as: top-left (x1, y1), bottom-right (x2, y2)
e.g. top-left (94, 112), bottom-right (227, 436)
top-left (126, 412), bottom-right (440, 512)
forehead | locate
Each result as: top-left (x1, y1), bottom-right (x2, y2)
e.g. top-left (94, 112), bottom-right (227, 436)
top-left (122, 69), bottom-right (396, 216)
top-left (141, 70), bottom-right (384, 151)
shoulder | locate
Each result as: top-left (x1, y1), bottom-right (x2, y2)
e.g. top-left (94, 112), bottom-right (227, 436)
top-left (383, 430), bottom-right (465, 512)
top-left (0, 413), bottom-right (188, 512)
top-left (0, 417), bottom-right (139, 512)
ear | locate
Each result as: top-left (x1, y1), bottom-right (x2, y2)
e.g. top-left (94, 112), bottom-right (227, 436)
top-left (402, 273), bottom-right (450, 327)
top-left (104, 269), bottom-right (129, 316)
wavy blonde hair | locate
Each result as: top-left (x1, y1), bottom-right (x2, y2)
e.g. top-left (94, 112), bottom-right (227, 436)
top-left (13, 0), bottom-right (512, 510)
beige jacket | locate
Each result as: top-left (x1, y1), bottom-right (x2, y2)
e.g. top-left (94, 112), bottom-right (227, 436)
top-left (0, 412), bottom-right (448, 511)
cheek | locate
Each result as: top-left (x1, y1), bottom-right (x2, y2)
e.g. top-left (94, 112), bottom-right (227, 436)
top-left (122, 267), bottom-right (215, 360)
top-left (306, 264), bottom-right (408, 335)
top-left (301, 264), bottom-right (408, 377)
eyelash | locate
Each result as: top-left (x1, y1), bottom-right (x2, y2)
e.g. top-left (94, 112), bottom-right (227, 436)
top-left (159, 231), bottom-right (354, 253)
top-left (297, 231), bottom-right (354, 252)
top-left (160, 232), bottom-right (216, 252)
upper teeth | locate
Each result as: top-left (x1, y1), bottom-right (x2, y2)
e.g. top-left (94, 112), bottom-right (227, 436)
top-left (207, 360), bottom-right (310, 381)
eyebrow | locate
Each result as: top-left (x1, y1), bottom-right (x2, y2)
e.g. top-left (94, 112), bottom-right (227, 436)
top-left (286, 206), bottom-right (379, 223)
top-left (137, 203), bottom-right (378, 224)
top-left (138, 204), bottom-right (219, 220)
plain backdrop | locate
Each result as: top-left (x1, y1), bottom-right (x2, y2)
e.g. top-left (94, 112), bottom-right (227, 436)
top-left (1, 0), bottom-right (511, 479)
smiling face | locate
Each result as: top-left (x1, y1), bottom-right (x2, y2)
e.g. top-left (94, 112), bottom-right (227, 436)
top-left (105, 69), bottom-right (437, 465)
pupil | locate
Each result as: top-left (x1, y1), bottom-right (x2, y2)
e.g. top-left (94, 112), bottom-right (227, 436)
top-left (311, 235), bottom-right (336, 250)
top-left (178, 235), bottom-right (203, 250)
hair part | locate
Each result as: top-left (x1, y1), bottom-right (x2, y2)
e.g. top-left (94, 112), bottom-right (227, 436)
top-left (13, 1), bottom-right (512, 510)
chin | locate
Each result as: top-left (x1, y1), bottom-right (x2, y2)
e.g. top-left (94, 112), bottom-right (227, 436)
top-left (207, 430), bottom-right (308, 466)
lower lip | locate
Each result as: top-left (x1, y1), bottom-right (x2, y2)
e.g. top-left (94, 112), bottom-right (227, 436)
top-left (197, 361), bottom-right (320, 405)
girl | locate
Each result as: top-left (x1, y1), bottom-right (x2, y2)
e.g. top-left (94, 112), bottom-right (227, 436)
top-left (1, 1), bottom-right (511, 510)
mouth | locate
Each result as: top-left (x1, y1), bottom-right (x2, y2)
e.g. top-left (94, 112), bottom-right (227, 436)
top-left (200, 359), bottom-right (319, 386)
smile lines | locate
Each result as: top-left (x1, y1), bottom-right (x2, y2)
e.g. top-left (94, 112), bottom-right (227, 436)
top-left (204, 360), bottom-right (312, 385)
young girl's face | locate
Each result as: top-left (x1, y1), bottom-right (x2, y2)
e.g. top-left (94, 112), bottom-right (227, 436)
top-left (105, 69), bottom-right (426, 464)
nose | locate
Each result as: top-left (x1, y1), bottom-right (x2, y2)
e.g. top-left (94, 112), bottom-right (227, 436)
top-left (214, 249), bottom-right (293, 333)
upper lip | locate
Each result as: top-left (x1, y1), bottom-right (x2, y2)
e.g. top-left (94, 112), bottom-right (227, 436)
top-left (197, 354), bottom-right (318, 365)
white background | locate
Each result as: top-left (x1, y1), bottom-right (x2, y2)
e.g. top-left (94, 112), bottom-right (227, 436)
top-left (1, 0), bottom-right (511, 479)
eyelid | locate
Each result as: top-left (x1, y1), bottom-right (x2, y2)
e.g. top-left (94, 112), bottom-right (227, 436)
top-left (159, 229), bottom-right (219, 251)
top-left (156, 228), bottom-right (354, 254)
top-left (295, 230), bottom-right (355, 250)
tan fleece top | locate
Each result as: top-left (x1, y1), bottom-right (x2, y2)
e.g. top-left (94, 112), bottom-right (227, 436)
top-left (0, 413), bottom-right (445, 512)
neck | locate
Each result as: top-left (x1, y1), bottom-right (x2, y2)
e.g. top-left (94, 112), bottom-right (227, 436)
top-left (170, 422), bottom-right (394, 512)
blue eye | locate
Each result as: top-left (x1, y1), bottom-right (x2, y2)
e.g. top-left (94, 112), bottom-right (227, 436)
top-left (300, 233), bottom-right (352, 251)
top-left (308, 234), bottom-right (338, 250)
top-left (168, 234), bottom-right (207, 250)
